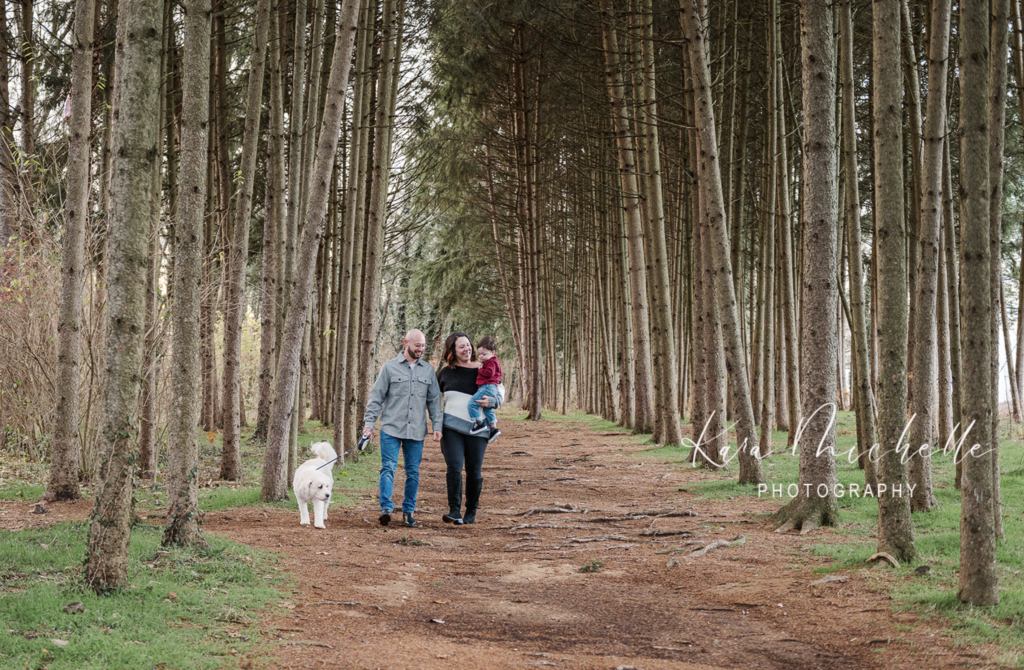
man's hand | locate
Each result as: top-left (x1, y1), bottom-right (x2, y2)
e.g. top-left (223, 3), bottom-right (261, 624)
top-left (432, 430), bottom-right (442, 442)
top-left (362, 427), bottom-right (372, 438)
top-left (475, 396), bottom-right (490, 408)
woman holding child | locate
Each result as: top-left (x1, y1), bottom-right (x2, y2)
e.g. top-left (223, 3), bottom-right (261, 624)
top-left (435, 332), bottom-right (503, 525)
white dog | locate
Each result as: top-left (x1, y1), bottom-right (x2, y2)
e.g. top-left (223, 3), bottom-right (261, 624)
top-left (293, 441), bottom-right (336, 529)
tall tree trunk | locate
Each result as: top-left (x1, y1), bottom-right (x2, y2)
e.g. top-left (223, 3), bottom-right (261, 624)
top-left (936, 224), bottom-right (953, 459)
top-left (206, 1), bottom-right (229, 433)
top-left (839, 0), bottom-right (877, 490)
top-left (140, 1), bottom-right (170, 482)
top-left (201, 119), bottom-right (216, 432)
top-left (703, 203), bottom-right (728, 466)
top-left (1013, 0), bottom-right (1024, 421)
top-left (219, 0), bottom-right (273, 480)
top-left (988, 0), bottom-right (1008, 540)
top-left (342, 1), bottom-right (376, 455)
top-left (775, 0), bottom-right (840, 532)
top-left (679, 0), bottom-right (763, 484)
top-left (164, 0), bottom-right (212, 548)
top-left (774, 0), bottom-right (800, 442)
top-left (901, 0), bottom-right (923, 417)
top-left (85, 0), bottom-right (164, 593)
top-left (17, 0), bottom-right (35, 236)
top-left (874, 0), bottom-right (916, 564)
top-left (908, 0), bottom-right (951, 512)
top-left (957, 0), bottom-right (998, 605)
top-left (332, 0), bottom-right (372, 461)
top-left (640, 0), bottom-right (683, 444)
top-left (354, 0), bottom-right (400, 436)
top-left (49, 0), bottom-right (95, 501)
top-left (759, 21), bottom-right (778, 462)
top-left (1000, 282), bottom-right (1021, 422)
top-left (262, 0), bottom-right (362, 501)
top-left (281, 0), bottom-right (312, 481)
top-left (0, 5), bottom-right (15, 245)
top-left (944, 137), bottom-right (964, 487)
top-left (254, 0), bottom-right (286, 444)
top-left (600, 0), bottom-right (656, 434)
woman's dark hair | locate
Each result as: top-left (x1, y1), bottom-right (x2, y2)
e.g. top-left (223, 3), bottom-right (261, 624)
top-left (477, 337), bottom-right (497, 353)
top-left (443, 332), bottom-right (476, 367)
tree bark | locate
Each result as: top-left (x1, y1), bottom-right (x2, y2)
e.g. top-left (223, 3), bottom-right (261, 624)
top-left (600, 0), bottom-right (656, 434)
top-left (17, 0), bottom-right (36, 236)
top-left (49, 0), bottom-right (95, 502)
top-left (957, 0), bottom-right (998, 605)
top-left (839, 0), bottom-right (877, 490)
top-left (354, 0), bottom-right (401, 439)
top-left (907, 0), bottom-right (950, 512)
top-left (940, 140), bottom-right (963, 490)
top-left (254, 0), bottom-right (286, 444)
top-left (773, 0), bottom-right (799, 442)
top-left (332, 0), bottom-right (373, 460)
top-left (85, 0), bottom-right (164, 593)
top-left (140, 1), bottom-right (170, 482)
top-left (759, 21), bottom-right (778, 462)
top-left (679, 0), bottom-right (763, 484)
top-left (219, 0), bottom-right (272, 480)
top-left (988, 0), bottom-right (1008, 540)
top-left (262, 0), bottom-right (362, 501)
top-left (164, 0), bottom-right (213, 548)
top-left (0, 7), bottom-right (17, 244)
top-left (774, 0), bottom-right (840, 532)
top-left (640, 0), bottom-right (683, 445)
top-left (873, 0), bottom-right (916, 564)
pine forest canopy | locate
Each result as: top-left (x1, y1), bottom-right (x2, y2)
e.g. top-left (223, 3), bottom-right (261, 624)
top-left (0, 0), bottom-right (1018, 603)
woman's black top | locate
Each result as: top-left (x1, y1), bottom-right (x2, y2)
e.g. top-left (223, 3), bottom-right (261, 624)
top-left (436, 364), bottom-right (481, 395)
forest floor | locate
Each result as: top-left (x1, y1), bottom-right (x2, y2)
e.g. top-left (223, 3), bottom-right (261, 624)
top-left (1, 412), bottom-right (1018, 669)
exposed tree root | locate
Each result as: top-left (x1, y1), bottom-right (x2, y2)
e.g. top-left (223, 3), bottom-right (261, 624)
top-left (688, 534), bottom-right (746, 558)
top-left (773, 496), bottom-right (839, 534)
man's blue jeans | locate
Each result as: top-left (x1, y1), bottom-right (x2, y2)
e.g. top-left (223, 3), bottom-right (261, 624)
top-left (378, 431), bottom-right (424, 513)
top-left (468, 383), bottom-right (498, 426)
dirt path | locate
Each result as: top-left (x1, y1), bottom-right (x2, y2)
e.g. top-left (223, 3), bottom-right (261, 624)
top-left (196, 419), bottom-right (999, 670)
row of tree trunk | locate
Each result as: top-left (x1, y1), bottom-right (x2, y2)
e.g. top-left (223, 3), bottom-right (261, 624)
top-left (422, 0), bottom-right (1008, 606)
top-left (21, 0), bottom-right (1011, 608)
top-left (40, 0), bottom-right (408, 592)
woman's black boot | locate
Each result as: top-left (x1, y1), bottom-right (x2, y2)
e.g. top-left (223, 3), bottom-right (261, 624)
top-left (442, 472), bottom-right (464, 524)
top-left (463, 477), bottom-right (483, 524)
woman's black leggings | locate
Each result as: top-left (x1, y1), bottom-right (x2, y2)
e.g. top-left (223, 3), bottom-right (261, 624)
top-left (440, 429), bottom-right (488, 510)
top-left (439, 429), bottom-right (488, 478)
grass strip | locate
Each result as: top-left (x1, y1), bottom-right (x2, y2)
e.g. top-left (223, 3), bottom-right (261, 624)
top-left (0, 521), bottom-right (285, 669)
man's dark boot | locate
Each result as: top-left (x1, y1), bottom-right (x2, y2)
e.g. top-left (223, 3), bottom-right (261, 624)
top-left (463, 477), bottom-right (483, 524)
top-left (442, 472), bottom-right (463, 524)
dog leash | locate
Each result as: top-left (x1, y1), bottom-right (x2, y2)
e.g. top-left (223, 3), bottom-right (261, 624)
top-left (316, 434), bottom-right (370, 470)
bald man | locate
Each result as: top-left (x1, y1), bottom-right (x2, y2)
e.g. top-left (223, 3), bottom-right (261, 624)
top-left (363, 330), bottom-right (443, 528)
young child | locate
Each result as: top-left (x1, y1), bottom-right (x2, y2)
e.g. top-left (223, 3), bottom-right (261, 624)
top-left (469, 337), bottom-right (502, 442)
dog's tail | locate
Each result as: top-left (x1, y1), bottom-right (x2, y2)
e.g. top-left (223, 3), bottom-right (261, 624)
top-left (310, 441), bottom-right (337, 462)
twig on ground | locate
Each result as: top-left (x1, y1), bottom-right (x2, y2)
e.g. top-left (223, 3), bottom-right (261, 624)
top-left (562, 535), bottom-right (632, 543)
top-left (516, 504), bottom-right (582, 517)
top-left (688, 535), bottom-right (746, 558)
top-left (280, 641), bottom-right (334, 649)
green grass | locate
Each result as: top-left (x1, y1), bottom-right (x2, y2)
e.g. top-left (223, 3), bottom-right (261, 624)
top-left (0, 482), bottom-right (45, 501)
top-left (633, 409), bottom-right (1024, 663)
top-left (525, 408), bottom-right (649, 448)
top-left (128, 420), bottom-right (383, 516)
top-left (0, 521), bottom-right (284, 669)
